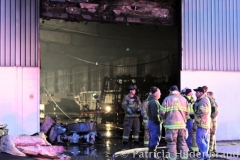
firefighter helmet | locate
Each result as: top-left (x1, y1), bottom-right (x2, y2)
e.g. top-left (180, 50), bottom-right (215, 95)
top-left (128, 84), bottom-right (137, 90)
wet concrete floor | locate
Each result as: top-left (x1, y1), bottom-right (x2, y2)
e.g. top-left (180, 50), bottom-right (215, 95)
top-left (60, 124), bottom-right (240, 160)
top-left (1, 123), bottom-right (240, 159)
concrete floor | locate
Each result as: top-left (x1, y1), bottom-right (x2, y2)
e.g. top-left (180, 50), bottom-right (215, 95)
top-left (60, 123), bottom-right (240, 160)
top-left (1, 123), bottom-right (240, 160)
top-left (57, 123), bottom-right (240, 160)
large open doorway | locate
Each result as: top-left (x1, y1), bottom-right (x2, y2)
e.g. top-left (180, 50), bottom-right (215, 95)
top-left (39, 0), bottom-right (181, 128)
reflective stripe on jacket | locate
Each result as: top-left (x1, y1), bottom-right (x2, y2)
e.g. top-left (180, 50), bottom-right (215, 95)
top-left (160, 91), bottom-right (190, 129)
top-left (194, 94), bottom-right (211, 129)
top-left (184, 95), bottom-right (195, 119)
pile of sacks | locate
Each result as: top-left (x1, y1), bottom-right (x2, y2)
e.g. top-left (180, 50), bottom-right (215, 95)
top-left (0, 132), bottom-right (70, 159)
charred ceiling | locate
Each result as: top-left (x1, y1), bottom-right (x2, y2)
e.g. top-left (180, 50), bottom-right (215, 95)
top-left (40, 19), bottom-right (179, 70)
top-left (40, 0), bottom-right (176, 26)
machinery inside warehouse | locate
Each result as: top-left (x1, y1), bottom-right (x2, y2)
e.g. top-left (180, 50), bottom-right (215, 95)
top-left (39, 0), bottom-right (180, 126)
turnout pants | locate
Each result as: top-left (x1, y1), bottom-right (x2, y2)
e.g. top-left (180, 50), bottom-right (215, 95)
top-left (165, 129), bottom-right (188, 160)
top-left (122, 116), bottom-right (140, 142)
top-left (143, 120), bottom-right (149, 146)
top-left (192, 122), bottom-right (199, 152)
top-left (209, 118), bottom-right (217, 152)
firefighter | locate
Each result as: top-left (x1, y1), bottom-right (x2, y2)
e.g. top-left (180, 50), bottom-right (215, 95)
top-left (202, 86), bottom-right (218, 153)
top-left (160, 85), bottom-right (189, 160)
top-left (146, 86), bottom-right (162, 155)
top-left (122, 84), bottom-right (141, 144)
top-left (183, 88), bottom-right (198, 152)
top-left (140, 92), bottom-right (151, 146)
top-left (180, 88), bottom-right (187, 96)
top-left (207, 91), bottom-right (218, 154)
top-left (193, 87), bottom-right (211, 160)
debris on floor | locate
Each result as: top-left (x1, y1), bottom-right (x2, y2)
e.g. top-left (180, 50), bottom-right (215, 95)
top-left (0, 124), bottom-right (8, 138)
top-left (40, 116), bottom-right (102, 145)
top-left (0, 133), bottom-right (70, 159)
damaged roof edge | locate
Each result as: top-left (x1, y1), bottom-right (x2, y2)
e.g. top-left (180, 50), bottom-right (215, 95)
top-left (40, 0), bottom-right (177, 26)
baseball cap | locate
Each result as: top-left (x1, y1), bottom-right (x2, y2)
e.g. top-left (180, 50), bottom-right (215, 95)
top-left (193, 87), bottom-right (204, 93)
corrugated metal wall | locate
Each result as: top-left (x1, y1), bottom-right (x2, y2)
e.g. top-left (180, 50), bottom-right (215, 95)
top-left (182, 0), bottom-right (240, 71)
top-left (0, 0), bottom-right (39, 67)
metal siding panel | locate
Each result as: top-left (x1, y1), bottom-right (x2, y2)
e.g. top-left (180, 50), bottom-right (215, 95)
top-left (223, 0), bottom-right (227, 70)
top-left (0, 1), bottom-right (2, 66)
top-left (25, 0), bottom-right (31, 66)
top-left (226, 1), bottom-right (232, 71)
top-left (212, 0), bottom-right (218, 70)
top-left (191, 0), bottom-right (197, 70)
top-left (20, 0), bottom-right (26, 66)
top-left (11, 0), bottom-right (16, 66)
top-left (5, 0), bottom-right (10, 66)
top-left (15, 0), bottom-right (21, 66)
top-left (219, 1), bottom-right (225, 70)
top-left (229, 0), bottom-right (235, 70)
top-left (237, 0), bottom-right (240, 70)
top-left (233, 0), bottom-right (238, 70)
top-left (31, 0), bottom-right (36, 66)
top-left (182, 0), bottom-right (187, 70)
top-left (209, 0), bottom-right (215, 70)
top-left (182, 0), bottom-right (188, 69)
top-left (37, 0), bottom-right (40, 67)
top-left (215, 0), bottom-right (220, 71)
top-left (0, 0), bottom-right (6, 66)
top-left (203, 0), bottom-right (207, 70)
top-left (0, 0), bottom-right (39, 67)
top-left (196, 0), bottom-right (201, 70)
top-left (182, 0), bottom-right (186, 70)
top-left (226, 0), bottom-right (231, 70)
top-left (198, 0), bottom-right (202, 70)
top-left (199, 0), bottom-right (207, 70)
top-left (182, 0), bottom-right (240, 71)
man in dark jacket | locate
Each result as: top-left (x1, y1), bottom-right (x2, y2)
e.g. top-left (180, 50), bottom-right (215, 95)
top-left (146, 86), bottom-right (162, 155)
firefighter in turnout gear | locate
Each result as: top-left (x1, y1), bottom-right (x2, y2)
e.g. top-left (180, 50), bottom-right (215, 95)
top-left (202, 86), bottom-right (219, 153)
top-left (141, 92), bottom-right (151, 146)
top-left (122, 84), bottom-right (141, 144)
top-left (160, 85), bottom-right (190, 160)
top-left (193, 87), bottom-right (211, 160)
top-left (183, 88), bottom-right (198, 152)
top-left (207, 91), bottom-right (218, 153)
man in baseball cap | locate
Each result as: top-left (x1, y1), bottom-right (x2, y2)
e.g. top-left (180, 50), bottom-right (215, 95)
top-left (193, 86), bottom-right (211, 160)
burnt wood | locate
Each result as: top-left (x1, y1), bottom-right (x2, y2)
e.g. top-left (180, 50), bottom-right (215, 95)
top-left (40, 0), bottom-right (176, 26)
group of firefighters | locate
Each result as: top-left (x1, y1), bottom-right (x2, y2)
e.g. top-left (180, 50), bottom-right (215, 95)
top-left (121, 84), bottom-right (218, 160)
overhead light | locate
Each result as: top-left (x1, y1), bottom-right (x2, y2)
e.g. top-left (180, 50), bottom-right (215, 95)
top-left (105, 106), bottom-right (111, 112)
top-left (106, 131), bottom-right (111, 137)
